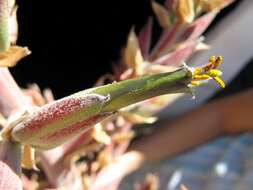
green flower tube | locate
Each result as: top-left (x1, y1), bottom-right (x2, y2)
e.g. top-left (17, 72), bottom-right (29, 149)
top-left (11, 68), bottom-right (192, 149)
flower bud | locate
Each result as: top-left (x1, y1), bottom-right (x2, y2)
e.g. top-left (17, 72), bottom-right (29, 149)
top-left (11, 94), bottom-right (110, 149)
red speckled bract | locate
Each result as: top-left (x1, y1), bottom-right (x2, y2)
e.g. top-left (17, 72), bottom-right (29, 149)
top-left (32, 112), bottom-right (112, 149)
top-left (11, 94), bottom-right (110, 148)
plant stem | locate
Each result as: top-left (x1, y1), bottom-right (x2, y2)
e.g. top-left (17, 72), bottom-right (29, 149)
top-left (75, 68), bottom-right (192, 112)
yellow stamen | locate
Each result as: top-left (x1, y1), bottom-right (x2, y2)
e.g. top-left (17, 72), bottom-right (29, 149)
top-left (213, 76), bottom-right (225, 88)
top-left (191, 55), bottom-right (225, 88)
top-left (193, 68), bottom-right (203, 75)
top-left (206, 69), bottom-right (223, 77)
top-left (209, 55), bottom-right (216, 62)
top-left (192, 74), bottom-right (210, 80)
top-left (214, 55), bottom-right (222, 68)
top-left (202, 55), bottom-right (222, 72)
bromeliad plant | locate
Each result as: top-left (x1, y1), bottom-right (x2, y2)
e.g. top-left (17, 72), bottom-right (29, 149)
top-left (0, 0), bottom-right (233, 190)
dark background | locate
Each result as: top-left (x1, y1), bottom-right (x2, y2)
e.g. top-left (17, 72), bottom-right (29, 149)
top-left (12, 0), bottom-right (248, 100)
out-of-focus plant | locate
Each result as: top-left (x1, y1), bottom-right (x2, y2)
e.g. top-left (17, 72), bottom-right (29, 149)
top-left (0, 0), bottom-right (234, 190)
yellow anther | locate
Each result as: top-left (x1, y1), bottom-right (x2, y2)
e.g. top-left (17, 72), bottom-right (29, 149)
top-left (209, 56), bottom-right (216, 63)
top-left (214, 55), bottom-right (222, 68)
top-left (191, 56), bottom-right (225, 89)
top-left (192, 74), bottom-right (210, 81)
top-left (213, 76), bottom-right (225, 88)
top-left (193, 68), bottom-right (203, 75)
top-left (206, 69), bottom-right (223, 77)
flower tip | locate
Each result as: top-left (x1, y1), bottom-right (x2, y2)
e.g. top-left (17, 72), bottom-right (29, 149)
top-left (214, 76), bottom-right (225, 88)
top-left (191, 55), bottom-right (225, 88)
top-left (216, 55), bottom-right (223, 66)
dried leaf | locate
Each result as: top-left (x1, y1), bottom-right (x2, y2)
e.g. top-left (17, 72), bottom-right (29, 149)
top-left (138, 17), bottom-right (153, 59)
top-left (43, 88), bottom-right (55, 103)
top-left (182, 10), bottom-right (218, 41)
top-left (112, 63), bottom-right (125, 81)
top-left (164, 0), bottom-right (179, 10)
top-left (120, 111), bottom-right (157, 124)
top-left (144, 64), bottom-right (179, 75)
top-left (176, 0), bottom-right (195, 23)
top-left (195, 42), bottom-right (210, 51)
top-left (22, 175), bottom-right (39, 190)
top-left (151, 1), bottom-right (171, 28)
top-left (134, 174), bottom-right (159, 190)
top-left (23, 84), bottom-right (46, 106)
top-left (135, 94), bottom-right (183, 116)
top-left (97, 149), bottom-right (112, 168)
top-left (90, 161), bottom-right (124, 190)
top-left (0, 46), bottom-right (31, 67)
top-left (95, 73), bottom-right (115, 86)
top-left (119, 68), bottom-right (134, 80)
top-left (112, 131), bottom-right (135, 143)
top-left (197, 0), bottom-right (235, 11)
top-left (21, 144), bottom-right (37, 170)
top-left (149, 23), bottom-right (181, 61)
top-left (154, 40), bottom-right (199, 66)
top-left (61, 128), bottom-right (93, 158)
top-left (9, 1), bottom-right (18, 44)
top-left (0, 113), bottom-right (6, 128)
top-left (92, 124), bottom-right (111, 145)
top-left (123, 28), bottom-right (144, 76)
top-left (83, 174), bottom-right (91, 190)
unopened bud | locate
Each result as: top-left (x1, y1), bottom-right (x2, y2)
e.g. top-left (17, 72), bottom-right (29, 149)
top-left (11, 94), bottom-right (110, 149)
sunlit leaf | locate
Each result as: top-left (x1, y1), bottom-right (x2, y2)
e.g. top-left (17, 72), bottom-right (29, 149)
top-left (21, 145), bottom-right (37, 170)
top-left (112, 131), bottom-right (135, 143)
top-left (154, 40), bottom-right (199, 66)
top-left (0, 113), bottom-right (6, 128)
top-left (9, 1), bottom-right (18, 44)
top-left (176, 0), bottom-right (195, 23)
top-left (182, 10), bottom-right (218, 41)
top-left (151, 1), bottom-right (171, 28)
top-left (92, 124), bottom-right (111, 145)
top-left (120, 111), bottom-right (157, 124)
top-left (0, 46), bottom-right (31, 67)
top-left (197, 0), bottom-right (235, 11)
top-left (138, 17), bottom-right (153, 59)
top-left (123, 28), bottom-right (144, 76)
top-left (144, 64), bottom-right (179, 75)
top-left (149, 24), bottom-right (180, 61)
